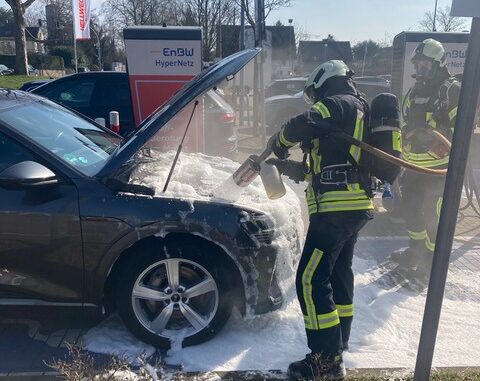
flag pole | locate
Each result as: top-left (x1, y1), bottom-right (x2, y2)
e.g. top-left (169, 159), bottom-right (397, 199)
top-left (73, 37), bottom-right (78, 73)
top-left (72, 0), bottom-right (78, 73)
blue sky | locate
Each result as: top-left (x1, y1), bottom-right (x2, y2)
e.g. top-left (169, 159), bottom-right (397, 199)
top-left (265, 0), bottom-right (470, 43)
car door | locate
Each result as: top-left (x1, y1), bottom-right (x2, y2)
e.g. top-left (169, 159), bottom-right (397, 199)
top-left (0, 132), bottom-right (84, 302)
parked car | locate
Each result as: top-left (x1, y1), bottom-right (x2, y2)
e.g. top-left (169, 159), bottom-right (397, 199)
top-left (18, 79), bottom-right (51, 92)
top-left (265, 76), bottom-right (391, 133)
top-left (265, 77), bottom-right (307, 98)
top-left (28, 64), bottom-right (40, 76)
top-left (0, 49), bottom-right (296, 348)
top-left (31, 72), bottom-right (237, 157)
top-left (0, 64), bottom-right (13, 75)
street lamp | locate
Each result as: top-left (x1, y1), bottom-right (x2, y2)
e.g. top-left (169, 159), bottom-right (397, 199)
top-left (288, 18), bottom-right (294, 75)
top-left (432, 0), bottom-right (438, 32)
top-left (90, 25), bottom-right (102, 70)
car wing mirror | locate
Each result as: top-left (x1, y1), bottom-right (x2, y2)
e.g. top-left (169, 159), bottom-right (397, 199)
top-left (0, 161), bottom-right (59, 190)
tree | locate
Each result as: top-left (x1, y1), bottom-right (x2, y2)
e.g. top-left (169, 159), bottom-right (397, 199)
top-left (419, 5), bottom-right (467, 32)
top-left (238, 0), bottom-right (293, 42)
top-left (180, 0), bottom-right (237, 61)
top-left (4, 0), bottom-right (38, 75)
top-left (352, 40), bottom-right (381, 61)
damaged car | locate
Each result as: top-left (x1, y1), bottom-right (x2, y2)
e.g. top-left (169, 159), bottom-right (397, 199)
top-left (0, 49), bottom-right (302, 348)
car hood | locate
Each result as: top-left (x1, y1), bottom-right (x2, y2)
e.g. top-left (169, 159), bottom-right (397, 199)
top-left (97, 48), bottom-right (260, 178)
top-left (266, 91), bottom-right (304, 103)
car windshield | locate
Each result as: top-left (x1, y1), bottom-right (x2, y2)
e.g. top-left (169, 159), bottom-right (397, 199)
top-left (0, 98), bottom-right (121, 176)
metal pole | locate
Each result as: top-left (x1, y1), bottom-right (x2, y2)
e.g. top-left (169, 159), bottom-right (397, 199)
top-left (91, 26), bottom-right (102, 70)
top-left (239, 0), bottom-right (245, 125)
top-left (362, 43), bottom-right (368, 76)
top-left (433, 0), bottom-right (438, 31)
top-left (413, 17), bottom-right (480, 381)
top-left (74, 37), bottom-right (78, 73)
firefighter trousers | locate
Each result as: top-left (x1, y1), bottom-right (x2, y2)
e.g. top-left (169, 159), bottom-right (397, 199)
top-left (296, 210), bottom-right (372, 356)
top-left (402, 171), bottom-right (445, 257)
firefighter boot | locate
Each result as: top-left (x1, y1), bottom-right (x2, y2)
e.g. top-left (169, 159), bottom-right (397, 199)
top-left (389, 247), bottom-right (418, 268)
top-left (288, 353), bottom-right (346, 381)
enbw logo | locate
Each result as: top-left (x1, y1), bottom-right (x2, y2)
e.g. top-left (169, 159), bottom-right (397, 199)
top-left (163, 48), bottom-right (194, 57)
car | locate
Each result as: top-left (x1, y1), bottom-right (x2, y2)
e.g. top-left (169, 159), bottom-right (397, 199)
top-left (31, 72), bottom-right (238, 157)
top-left (0, 64), bottom-right (13, 75)
top-left (265, 76), bottom-right (391, 133)
top-left (0, 49), bottom-right (300, 348)
top-left (265, 77), bottom-right (307, 98)
top-left (27, 64), bottom-right (40, 76)
top-left (18, 79), bottom-right (51, 92)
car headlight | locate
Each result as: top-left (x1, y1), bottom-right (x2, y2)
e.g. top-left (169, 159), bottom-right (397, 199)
top-left (239, 211), bottom-right (275, 245)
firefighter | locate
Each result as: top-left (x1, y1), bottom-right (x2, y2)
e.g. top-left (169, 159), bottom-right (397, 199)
top-left (266, 60), bottom-right (373, 380)
top-left (393, 39), bottom-right (461, 279)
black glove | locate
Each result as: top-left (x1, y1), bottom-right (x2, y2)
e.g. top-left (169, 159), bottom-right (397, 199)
top-left (268, 132), bottom-right (290, 160)
top-left (265, 158), bottom-right (306, 183)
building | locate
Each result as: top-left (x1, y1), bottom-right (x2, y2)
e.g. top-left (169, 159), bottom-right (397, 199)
top-left (0, 24), bottom-right (46, 55)
top-left (297, 39), bottom-right (353, 75)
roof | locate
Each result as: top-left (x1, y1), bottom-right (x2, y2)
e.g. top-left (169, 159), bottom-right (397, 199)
top-left (298, 39), bottom-right (353, 63)
top-left (0, 24), bottom-right (42, 40)
top-left (220, 25), bottom-right (295, 60)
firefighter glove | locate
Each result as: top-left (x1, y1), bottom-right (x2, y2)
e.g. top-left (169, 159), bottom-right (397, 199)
top-left (265, 158), bottom-right (306, 183)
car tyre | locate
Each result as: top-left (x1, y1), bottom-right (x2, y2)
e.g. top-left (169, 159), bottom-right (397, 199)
top-left (116, 242), bottom-right (234, 348)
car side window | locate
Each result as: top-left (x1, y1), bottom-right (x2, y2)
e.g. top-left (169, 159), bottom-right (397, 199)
top-left (40, 79), bottom-right (96, 108)
top-left (0, 134), bottom-right (35, 173)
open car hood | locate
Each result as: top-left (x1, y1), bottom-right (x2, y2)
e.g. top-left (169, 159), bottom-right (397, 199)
top-left (97, 48), bottom-right (260, 178)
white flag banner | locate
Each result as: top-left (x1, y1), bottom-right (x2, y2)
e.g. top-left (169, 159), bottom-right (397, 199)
top-left (72, 0), bottom-right (90, 40)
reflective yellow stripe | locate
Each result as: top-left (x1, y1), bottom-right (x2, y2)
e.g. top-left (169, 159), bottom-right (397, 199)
top-left (408, 230), bottom-right (427, 240)
top-left (317, 189), bottom-right (370, 203)
top-left (302, 249), bottom-right (323, 330)
top-left (312, 101), bottom-right (331, 118)
top-left (449, 107), bottom-right (458, 120)
top-left (279, 128), bottom-right (296, 147)
top-left (425, 235), bottom-right (436, 252)
top-left (316, 199), bottom-right (374, 213)
top-left (405, 97), bottom-right (411, 109)
top-left (403, 151), bottom-right (450, 168)
top-left (317, 310), bottom-right (340, 329)
top-left (392, 130), bottom-right (402, 152)
top-left (304, 315), bottom-right (314, 330)
top-left (436, 197), bottom-right (443, 221)
top-left (349, 111), bottom-right (364, 163)
top-left (337, 304), bottom-right (354, 318)
top-left (312, 139), bottom-right (321, 173)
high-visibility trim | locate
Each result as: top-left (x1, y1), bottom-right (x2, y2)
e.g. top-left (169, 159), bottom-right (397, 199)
top-left (427, 119), bottom-right (437, 129)
top-left (425, 235), bottom-right (436, 252)
top-left (317, 310), bottom-right (340, 329)
top-left (312, 139), bottom-right (321, 174)
top-left (436, 197), bottom-right (443, 221)
top-left (405, 97), bottom-right (411, 109)
top-left (312, 101), bottom-right (331, 119)
top-left (349, 112), bottom-right (364, 163)
top-left (408, 230), bottom-right (427, 241)
top-left (302, 248), bottom-right (323, 330)
top-left (311, 199), bottom-right (374, 214)
top-left (449, 107), bottom-right (458, 120)
top-left (392, 130), bottom-right (402, 152)
top-left (279, 128), bottom-right (297, 147)
top-left (316, 189), bottom-right (370, 203)
top-left (304, 315), bottom-right (314, 330)
top-left (337, 304), bottom-right (354, 318)
top-left (403, 151), bottom-right (450, 168)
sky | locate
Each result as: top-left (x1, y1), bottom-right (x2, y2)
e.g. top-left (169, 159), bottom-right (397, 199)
top-left (1, 0), bottom-right (471, 44)
top-left (265, 0), bottom-right (471, 44)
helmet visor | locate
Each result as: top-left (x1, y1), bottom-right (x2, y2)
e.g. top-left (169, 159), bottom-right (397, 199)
top-left (413, 59), bottom-right (434, 78)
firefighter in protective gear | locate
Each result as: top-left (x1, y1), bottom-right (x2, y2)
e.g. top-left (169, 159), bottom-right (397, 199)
top-left (395, 39), bottom-right (461, 277)
top-left (267, 60), bottom-right (373, 381)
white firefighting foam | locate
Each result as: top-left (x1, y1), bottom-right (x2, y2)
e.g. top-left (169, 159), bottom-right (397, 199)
top-left (81, 152), bottom-right (480, 371)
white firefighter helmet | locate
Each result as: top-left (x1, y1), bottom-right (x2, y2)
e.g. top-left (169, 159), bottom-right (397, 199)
top-left (303, 60), bottom-right (351, 104)
top-left (411, 38), bottom-right (446, 67)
